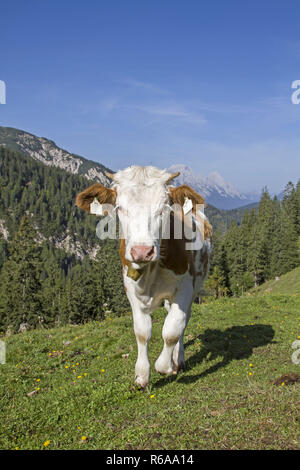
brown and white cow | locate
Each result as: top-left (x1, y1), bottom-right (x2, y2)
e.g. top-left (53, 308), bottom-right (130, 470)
top-left (76, 166), bottom-right (213, 388)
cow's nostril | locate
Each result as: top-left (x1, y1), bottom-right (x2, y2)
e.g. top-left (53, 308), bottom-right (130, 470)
top-left (131, 245), bottom-right (155, 262)
top-left (146, 246), bottom-right (155, 259)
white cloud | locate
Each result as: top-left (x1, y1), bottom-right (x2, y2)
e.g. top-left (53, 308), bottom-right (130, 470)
top-left (117, 78), bottom-right (170, 95)
top-left (134, 103), bottom-right (206, 124)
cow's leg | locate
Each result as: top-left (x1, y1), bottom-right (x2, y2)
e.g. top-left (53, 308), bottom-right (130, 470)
top-left (132, 309), bottom-right (152, 388)
top-left (155, 279), bottom-right (193, 375)
top-left (155, 304), bottom-right (187, 375)
top-left (172, 305), bottom-right (191, 373)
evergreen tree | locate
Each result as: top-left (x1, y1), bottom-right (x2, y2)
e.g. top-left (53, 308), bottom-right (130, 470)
top-left (94, 239), bottom-right (130, 316)
top-left (283, 181), bottom-right (300, 235)
top-left (41, 253), bottom-right (66, 327)
top-left (0, 216), bottom-right (43, 332)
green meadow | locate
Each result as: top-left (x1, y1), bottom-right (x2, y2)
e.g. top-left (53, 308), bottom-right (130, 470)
top-left (0, 294), bottom-right (299, 450)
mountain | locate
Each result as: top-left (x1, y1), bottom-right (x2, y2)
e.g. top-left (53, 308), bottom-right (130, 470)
top-left (168, 164), bottom-right (259, 210)
top-left (0, 126), bottom-right (259, 211)
top-left (0, 146), bottom-right (103, 262)
top-left (0, 126), bottom-right (112, 186)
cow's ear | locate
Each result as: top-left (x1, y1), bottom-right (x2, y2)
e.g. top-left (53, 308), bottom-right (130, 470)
top-left (169, 185), bottom-right (205, 209)
top-left (75, 183), bottom-right (117, 213)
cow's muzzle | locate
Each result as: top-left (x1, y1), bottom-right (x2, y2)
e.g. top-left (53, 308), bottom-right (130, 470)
top-left (130, 245), bottom-right (155, 262)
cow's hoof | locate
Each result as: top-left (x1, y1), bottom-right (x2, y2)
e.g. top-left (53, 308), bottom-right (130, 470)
top-left (173, 362), bottom-right (185, 374)
top-left (155, 359), bottom-right (174, 376)
top-left (134, 376), bottom-right (148, 389)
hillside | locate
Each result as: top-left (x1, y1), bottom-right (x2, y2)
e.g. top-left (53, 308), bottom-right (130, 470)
top-left (0, 126), bottom-right (112, 185)
top-left (205, 201), bottom-right (259, 233)
top-left (250, 266), bottom-right (300, 296)
top-left (0, 146), bottom-right (100, 259)
top-left (0, 295), bottom-right (299, 450)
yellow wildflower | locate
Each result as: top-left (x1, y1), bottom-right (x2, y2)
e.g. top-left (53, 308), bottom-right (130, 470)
top-left (43, 440), bottom-right (50, 447)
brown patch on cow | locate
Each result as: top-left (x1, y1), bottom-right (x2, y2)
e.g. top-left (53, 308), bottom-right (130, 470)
top-left (75, 183), bottom-right (117, 213)
top-left (201, 248), bottom-right (209, 274)
top-left (165, 335), bottom-right (180, 346)
top-left (160, 212), bottom-right (189, 275)
top-left (160, 186), bottom-right (212, 278)
top-left (204, 219), bottom-right (213, 242)
top-left (136, 333), bottom-right (148, 345)
top-left (169, 185), bottom-right (205, 207)
top-left (119, 238), bottom-right (131, 268)
top-left (169, 185), bottom-right (212, 243)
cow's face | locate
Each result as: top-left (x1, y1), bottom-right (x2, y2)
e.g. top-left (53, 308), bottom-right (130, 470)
top-left (115, 167), bottom-right (193, 265)
top-left (75, 166), bottom-right (205, 266)
top-left (116, 182), bottom-right (170, 264)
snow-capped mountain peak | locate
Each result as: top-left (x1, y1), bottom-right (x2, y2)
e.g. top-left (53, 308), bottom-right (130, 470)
top-left (168, 164), bottom-right (258, 209)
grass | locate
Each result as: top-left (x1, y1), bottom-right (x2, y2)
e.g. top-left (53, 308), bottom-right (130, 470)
top-left (0, 295), bottom-right (299, 450)
top-left (250, 266), bottom-right (300, 296)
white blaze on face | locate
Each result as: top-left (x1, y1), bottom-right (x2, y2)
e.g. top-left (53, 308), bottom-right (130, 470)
top-left (117, 185), bottom-right (169, 262)
top-left (113, 166), bottom-right (171, 263)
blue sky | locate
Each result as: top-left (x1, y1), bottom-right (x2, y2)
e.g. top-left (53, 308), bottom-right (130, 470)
top-left (1, 1), bottom-right (300, 193)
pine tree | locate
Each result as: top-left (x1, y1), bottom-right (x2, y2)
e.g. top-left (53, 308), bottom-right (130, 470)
top-left (282, 182), bottom-right (299, 235)
top-left (205, 265), bottom-right (230, 298)
top-left (0, 216), bottom-right (43, 332)
top-left (277, 206), bottom-right (300, 275)
top-left (41, 252), bottom-right (66, 327)
top-left (94, 239), bottom-right (130, 316)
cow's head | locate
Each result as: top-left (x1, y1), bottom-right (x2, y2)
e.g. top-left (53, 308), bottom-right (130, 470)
top-left (75, 166), bottom-right (205, 266)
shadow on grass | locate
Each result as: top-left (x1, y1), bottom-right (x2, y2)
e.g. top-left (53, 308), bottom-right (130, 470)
top-left (154, 324), bottom-right (275, 388)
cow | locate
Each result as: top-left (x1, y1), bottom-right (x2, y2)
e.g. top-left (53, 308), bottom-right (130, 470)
top-left (75, 166), bottom-right (213, 388)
